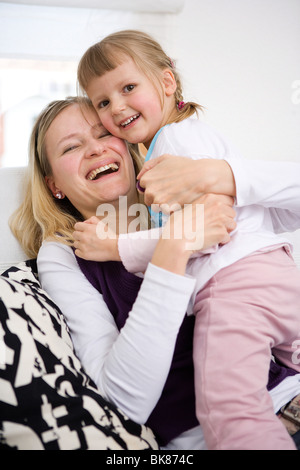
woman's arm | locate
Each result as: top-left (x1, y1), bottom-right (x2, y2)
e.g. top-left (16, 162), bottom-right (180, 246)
top-left (227, 158), bottom-right (300, 211)
top-left (137, 155), bottom-right (236, 208)
top-left (227, 158), bottom-right (300, 233)
top-left (138, 155), bottom-right (300, 233)
top-left (37, 238), bottom-right (196, 425)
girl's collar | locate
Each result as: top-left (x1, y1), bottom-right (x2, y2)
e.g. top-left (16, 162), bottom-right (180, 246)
top-left (145, 124), bottom-right (170, 163)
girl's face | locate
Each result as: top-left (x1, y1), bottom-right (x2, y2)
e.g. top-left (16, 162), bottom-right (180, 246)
top-left (85, 58), bottom-right (176, 149)
top-left (45, 104), bottom-right (138, 220)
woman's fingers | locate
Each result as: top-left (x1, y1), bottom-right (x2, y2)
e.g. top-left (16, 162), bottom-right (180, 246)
top-left (136, 155), bottom-right (166, 180)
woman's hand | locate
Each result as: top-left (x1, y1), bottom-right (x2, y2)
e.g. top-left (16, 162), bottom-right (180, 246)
top-left (137, 155), bottom-right (236, 208)
top-left (73, 216), bottom-right (121, 262)
top-left (192, 193), bottom-right (236, 249)
top-left (151, 194), bottom-right (236, 275)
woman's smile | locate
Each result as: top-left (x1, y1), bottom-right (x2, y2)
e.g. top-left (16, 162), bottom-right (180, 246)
top-left (87, 162), bottom-right (119, 181)
top-left (45, 103), bottom-right (138, 219)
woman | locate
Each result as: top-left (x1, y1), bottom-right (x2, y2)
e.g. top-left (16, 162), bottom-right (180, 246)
top-left (11, 96), bottom-right (300, 449)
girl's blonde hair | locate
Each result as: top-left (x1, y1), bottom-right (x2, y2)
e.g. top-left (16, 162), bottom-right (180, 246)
top-left (77, 29), bottom-right (203, 124)
top-left (10, 96), bottom-right (145, 258)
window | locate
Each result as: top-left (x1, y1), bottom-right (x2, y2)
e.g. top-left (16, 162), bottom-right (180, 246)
top-left (0, 58), bottom-right (77, 167)
top-left (0, 1), bottom-right (176, 167)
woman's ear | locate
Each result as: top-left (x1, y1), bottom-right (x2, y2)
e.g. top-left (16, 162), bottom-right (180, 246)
top-left (45, 175), bottom-right (64, 199)
top-left (45, 175), bottom-right (56, 194)
top-left (162, 69), bottom-right (177, 96)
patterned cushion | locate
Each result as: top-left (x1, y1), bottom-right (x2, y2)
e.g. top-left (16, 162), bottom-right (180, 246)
top-left (0, 261), bottom-right (158, 450)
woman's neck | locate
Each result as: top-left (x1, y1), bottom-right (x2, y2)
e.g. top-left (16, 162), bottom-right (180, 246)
top-left (95, 194), bottom-right (147, 236)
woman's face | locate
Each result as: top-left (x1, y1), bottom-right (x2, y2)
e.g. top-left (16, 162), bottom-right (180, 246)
top-left (45, 103), bottom-right (138, 220)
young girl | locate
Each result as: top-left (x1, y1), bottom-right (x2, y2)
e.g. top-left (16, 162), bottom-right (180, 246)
top-left (75, 30), bottom-right (300, 450)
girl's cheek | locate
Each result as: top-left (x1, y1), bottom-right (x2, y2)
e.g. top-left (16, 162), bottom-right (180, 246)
top-left (100, 113), bottom-right (121, 137)
top-left (111, 137), bottom-right (129, 154)
top-left (98, 111), bottom-right (111, 127)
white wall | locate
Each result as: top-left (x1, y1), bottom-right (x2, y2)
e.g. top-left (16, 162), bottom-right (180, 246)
top-left (167, 0), bottom-right (300, 164)
top-left (168, 0), bottom-right (300, 262)
top-left (1, 0), bottom-right (299, 164)
top-left (0, 2), bottom-right (175, 61)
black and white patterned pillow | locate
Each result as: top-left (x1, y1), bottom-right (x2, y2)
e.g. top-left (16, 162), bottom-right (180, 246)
top-left (0, 260), bottom-right (158, 450)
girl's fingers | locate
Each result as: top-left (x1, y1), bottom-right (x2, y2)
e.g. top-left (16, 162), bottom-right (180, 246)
top-left (84, 216), bottom-right (99, 225)
top-left (74, 222), bottom-right (85, 231)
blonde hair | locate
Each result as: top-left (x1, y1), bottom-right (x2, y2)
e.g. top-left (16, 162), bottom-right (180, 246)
top-left (77, 29), bottom-right (203, 124)
top-left (10, 96), bottom-right (145, 258)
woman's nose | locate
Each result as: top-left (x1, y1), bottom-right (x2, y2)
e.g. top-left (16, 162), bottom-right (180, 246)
top-left (85, 139), bottom-right (105, 158)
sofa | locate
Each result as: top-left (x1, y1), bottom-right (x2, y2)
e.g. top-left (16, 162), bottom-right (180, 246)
top-left (0, 166), bottom-right (158, 450)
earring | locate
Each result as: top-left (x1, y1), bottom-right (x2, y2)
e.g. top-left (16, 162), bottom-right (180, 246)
top-left (55, 192), bottom-right (63, 199)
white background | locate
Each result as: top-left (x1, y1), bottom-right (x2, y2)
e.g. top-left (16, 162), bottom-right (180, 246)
top-left (0, 0), bottom-right (299, 165)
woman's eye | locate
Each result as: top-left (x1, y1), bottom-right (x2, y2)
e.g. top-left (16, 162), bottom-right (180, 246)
top-left (98, 132), bottom-right (111, 139)
top-left (62, 145), bottom-right (78, 154)
top-left (124, 84), bottom-right (135, 93)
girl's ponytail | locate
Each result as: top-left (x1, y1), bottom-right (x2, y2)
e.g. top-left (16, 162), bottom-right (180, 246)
top-left (171, 60), bottom-right (204, 123)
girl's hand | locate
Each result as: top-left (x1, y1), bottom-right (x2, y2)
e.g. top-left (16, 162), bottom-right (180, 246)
top-left (137, 155), bottom-right (236, 208)
top-left (73, 216), bottom-right (120, 262)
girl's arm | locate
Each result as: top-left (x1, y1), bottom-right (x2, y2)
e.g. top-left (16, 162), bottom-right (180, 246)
top-left (118, 194), bottom-right (235, 274)
top-left (37, 228), bottom-right (196, 425)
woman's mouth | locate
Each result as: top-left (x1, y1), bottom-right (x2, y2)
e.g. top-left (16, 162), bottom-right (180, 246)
top-left (87, 163), bottom-right (119, 181)
top-left (120, 113), bottom-right (140, 128)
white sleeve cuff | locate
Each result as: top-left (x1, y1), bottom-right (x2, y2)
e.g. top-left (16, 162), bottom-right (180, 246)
top-left (118, 228), bottom-right (163, 273)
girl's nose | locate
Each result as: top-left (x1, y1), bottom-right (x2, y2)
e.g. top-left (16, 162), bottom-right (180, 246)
top-left (111, 98), bottom-right (126, 116)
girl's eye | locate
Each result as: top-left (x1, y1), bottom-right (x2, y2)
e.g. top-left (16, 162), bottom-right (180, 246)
top-left (124, 84), bottom-right (135, 93)
top-left (99, 100), bottom-right (109, 109)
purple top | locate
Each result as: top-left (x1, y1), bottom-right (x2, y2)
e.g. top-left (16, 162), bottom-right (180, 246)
top-left (74, 255), bottom-right (298, 445)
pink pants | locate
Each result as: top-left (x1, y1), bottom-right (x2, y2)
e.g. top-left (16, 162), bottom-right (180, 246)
top-left (193, 247), bottom-right (300, 450)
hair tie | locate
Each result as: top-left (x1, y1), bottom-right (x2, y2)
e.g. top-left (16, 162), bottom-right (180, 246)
top-left (136, 180), bottom-right (145, 193)
top-left (177, 101), bottom-right (186, 111)
top-left (168, 57), bottom-right (175, 69)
